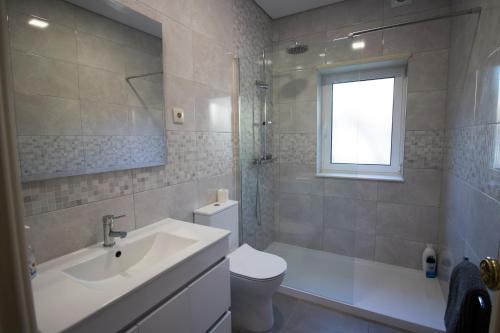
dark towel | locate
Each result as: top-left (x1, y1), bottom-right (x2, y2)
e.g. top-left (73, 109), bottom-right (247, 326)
top-left (445, 260), bottom-right (491, 333)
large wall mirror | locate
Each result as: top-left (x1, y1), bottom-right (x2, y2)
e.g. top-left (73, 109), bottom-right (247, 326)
top-left (8, 0), bottom-right (166, 182)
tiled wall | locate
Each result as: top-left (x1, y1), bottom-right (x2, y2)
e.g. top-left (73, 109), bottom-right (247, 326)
top-left (9, 2), bottom-right (166, 180)
top-left (13, 0), bottom-right (249, 263)
top-left (438, 0), bottom-right (500, 295)
top-left (272, 0), bottom-right (451, 269)
top-left (16, 0), bottom-right (498, 279)
top-left (233, 0), bottom-right (274, 249)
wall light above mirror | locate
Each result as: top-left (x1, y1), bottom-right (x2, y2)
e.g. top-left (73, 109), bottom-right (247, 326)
top-left (8, 0), bottom-right (166, 182)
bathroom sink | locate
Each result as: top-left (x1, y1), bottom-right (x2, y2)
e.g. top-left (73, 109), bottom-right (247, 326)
top-left (64, 232), bottom-right (197, 282)
top-left (32, 218), bottom-right (230, 333)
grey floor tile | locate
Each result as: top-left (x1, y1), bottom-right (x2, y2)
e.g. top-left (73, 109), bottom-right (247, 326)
top-left (233, 294), bottom-right (298, 333)
top-left (283, 300), bottom-right (370, 333)
top-left (273, 293), bottom-right (301, 329)
top-left (234, 293), bottom-right (410, 333)
top-left (369, 322), bottom-right (411, 333)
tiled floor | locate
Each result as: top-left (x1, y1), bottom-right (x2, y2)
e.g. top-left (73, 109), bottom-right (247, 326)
top-left (235, 293), bottom-right (409, 333)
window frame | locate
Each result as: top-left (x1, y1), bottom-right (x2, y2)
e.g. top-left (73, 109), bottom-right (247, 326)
top-left (317, 59), bottom-right (408, 182)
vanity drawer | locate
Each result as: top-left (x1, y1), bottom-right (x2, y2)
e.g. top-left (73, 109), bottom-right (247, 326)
top-left (137, 289), bottom-right (190, 333)
top-left (209, 311), bottom-right (231, 333)
top-left (189, 259), bottom-right (230, 333)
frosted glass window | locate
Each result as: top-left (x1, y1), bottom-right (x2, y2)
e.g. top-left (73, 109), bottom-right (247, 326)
top-left (318, 60), bottom-right (407, 181)
top-left (331, 78), bottom-right (395, 165)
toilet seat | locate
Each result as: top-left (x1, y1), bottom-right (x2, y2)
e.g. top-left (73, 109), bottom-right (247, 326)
top-left (228, 244), bottom-right (287, 281)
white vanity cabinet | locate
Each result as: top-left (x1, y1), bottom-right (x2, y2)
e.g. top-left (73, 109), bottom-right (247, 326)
top-left (32, 219), bottom-right (232, 333)
top-left (189, 259), bottom-right (231, 333)
top-left (136, 259), bottom-right (231, 333)
top-left (137, 289), bottom-right (191, 333)
top-left (208, 312), bottom-right (231, 333)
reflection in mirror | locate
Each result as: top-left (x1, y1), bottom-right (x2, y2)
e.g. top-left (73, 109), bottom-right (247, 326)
top-left (8, 0), bottom-right (166, 181)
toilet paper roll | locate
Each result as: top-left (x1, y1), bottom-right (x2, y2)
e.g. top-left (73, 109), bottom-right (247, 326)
top-left (217, 189), bottom-right (229, 203)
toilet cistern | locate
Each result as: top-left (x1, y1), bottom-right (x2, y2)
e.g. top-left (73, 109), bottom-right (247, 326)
top-left (103, 214), bottom-right (128, 247)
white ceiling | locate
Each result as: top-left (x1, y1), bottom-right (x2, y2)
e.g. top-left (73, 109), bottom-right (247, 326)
top-left (254, 0), bottom-right (345, 19)
top-left (66, 0), bottom-right (162, 37)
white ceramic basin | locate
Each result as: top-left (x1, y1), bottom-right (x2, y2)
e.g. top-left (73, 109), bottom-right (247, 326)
top-left (64, 232), bottom-right (197, 282)
top-left (32, 218), bottom-right (231, 333)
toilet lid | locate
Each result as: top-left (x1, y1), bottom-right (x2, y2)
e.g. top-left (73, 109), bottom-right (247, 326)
top-left (228, 244), bottom-right (287, 280)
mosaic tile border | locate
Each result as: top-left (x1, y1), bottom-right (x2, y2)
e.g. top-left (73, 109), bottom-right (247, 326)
top-left (22, 170), bottom-right (132, 216)
top-left (18, 136), bottom-right (85, 178)
top-left (404, 130), bottom-right (444, 170)
top-left (445, 124), bottom-right (500, 202)
top-left (22, 131), bottom-right (236, 216)
top-left (278, 130), bottom-right (444, 170)
top-left (18, 135), bottom-right (167, 181)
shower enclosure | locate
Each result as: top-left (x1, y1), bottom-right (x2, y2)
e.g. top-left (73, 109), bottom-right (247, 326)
top-left (237, 7), bottom-right (481, 331)
top-left (238, 35), bottom-right (364, 305)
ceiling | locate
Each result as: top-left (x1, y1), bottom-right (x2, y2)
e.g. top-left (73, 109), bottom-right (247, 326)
top-left (66, 0), bottom-right (162, 37)
top-left (254, 0), bottom-right (345, 19)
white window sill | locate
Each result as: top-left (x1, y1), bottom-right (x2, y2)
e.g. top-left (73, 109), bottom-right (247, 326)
top-left (315, 172), bottom-right (404, 182)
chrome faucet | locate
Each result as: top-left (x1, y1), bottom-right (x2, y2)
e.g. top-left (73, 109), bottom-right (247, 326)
top-left (103, 214), bottom-right (127, 247)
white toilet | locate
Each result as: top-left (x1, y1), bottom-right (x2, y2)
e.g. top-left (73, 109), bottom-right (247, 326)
top-left (194, 200), bottom-right (287, 332)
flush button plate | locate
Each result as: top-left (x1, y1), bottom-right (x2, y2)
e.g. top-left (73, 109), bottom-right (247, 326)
top-left (173, 107), bottom-right (185, 124)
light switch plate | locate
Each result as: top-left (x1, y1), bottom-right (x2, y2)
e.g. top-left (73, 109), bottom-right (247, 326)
top-left (391, 0), bottom-right (412, 8)
top-left (173, 107), bottom-right (185, 124)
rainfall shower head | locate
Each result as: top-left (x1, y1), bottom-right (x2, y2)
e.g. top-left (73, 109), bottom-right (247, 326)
top-left (286, 41), bottom-right (308, 55)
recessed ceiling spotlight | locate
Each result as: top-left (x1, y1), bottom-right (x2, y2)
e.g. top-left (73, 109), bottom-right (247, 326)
top-left (352, 40), bottom-right (365, 50)
top-left (28, 17), bottom-right (49, 29)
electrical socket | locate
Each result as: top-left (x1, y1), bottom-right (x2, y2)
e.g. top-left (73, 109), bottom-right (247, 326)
top-left (172, 107), bottom-right (184, 124)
